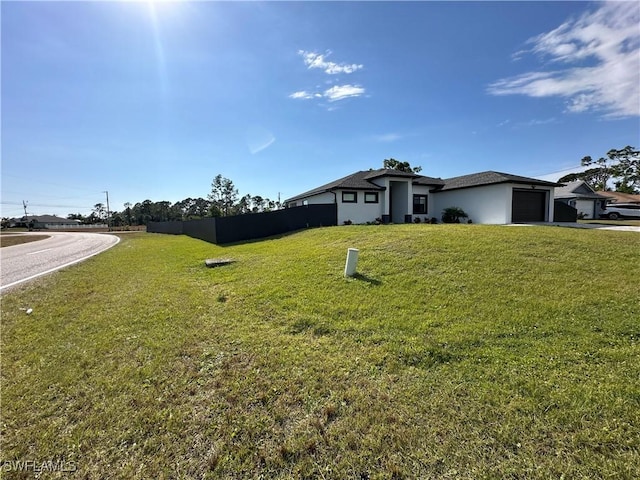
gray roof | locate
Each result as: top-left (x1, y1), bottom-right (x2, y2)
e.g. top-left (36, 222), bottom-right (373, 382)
top-left (285, 169), bottom-right (445, 203)
top-left (435, 171), bottom-right (562, 192)
top-left (22, 215), bottom-right (80, 223)
top-left (554, 181), bottom-right (608, 200)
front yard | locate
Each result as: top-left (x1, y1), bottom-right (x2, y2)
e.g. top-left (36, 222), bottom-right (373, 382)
top-left (1, 225), bottom-right (638, 478)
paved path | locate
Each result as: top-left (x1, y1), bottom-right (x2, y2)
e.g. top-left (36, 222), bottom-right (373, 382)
top-left (507, 222), bottom-right (640, 232)
top-left (0, 232), bottom-right (120, 292)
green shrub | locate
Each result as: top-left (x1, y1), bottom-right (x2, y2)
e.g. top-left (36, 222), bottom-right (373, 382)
top-left (442, 207), bottom-right (469, 223)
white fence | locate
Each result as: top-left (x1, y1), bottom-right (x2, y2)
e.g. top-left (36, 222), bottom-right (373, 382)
top-left (44, 224), bottom-right (108, 229)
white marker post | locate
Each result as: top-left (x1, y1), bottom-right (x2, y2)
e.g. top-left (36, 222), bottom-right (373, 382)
top-left (344, 248), bottom-right (359, 277)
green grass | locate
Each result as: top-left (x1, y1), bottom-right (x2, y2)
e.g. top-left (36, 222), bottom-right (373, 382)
top-left (0, 233), bottom-right (49, 248)
top-left (2, 226), bottom-right (639, 479)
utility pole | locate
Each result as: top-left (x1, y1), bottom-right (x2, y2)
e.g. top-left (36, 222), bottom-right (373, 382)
top-left (22, 200), bottom-right (28, 218)
top-left (103, 191), bottom-right (111, 231)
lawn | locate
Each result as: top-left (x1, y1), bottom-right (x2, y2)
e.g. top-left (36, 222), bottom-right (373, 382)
top-left (0, 233), bottom-right (49, 248)
top-left (1, 225), bottom-right (639, 479)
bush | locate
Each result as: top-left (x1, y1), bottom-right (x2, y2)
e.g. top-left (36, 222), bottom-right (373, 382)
top-left (414, 216), bottom-right (421, 223)
top-left (442, 207), bottom-right (469, 224)
top-left (430, 217), bottom-right (438, 224)
top-left (343, 220), bottom-right (353, 225)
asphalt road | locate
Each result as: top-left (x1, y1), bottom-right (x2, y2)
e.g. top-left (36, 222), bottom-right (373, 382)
top-left (0, 232), bottom-right (120, 292)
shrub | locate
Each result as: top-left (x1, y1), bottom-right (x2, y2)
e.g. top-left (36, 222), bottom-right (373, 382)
top-left (442, 207), bottom-right (469, 224)
top-left (414, 216), bottom-right (421, 223)
top-left (430, 217), bottom-right (438, 224)
top-left (343, 220), bottom-right (352, 225)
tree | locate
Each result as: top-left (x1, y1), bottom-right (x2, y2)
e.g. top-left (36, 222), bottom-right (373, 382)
top-left (610, 145), bottom-right (639, 193)
top-left (383, 158), bottom-right (422, 173)
top-left (208, 174), bottom-right (238, 216)
top-left (559, 146), bottom-right (639, 193)
top-left (123, 202), bottom-right (133, 226)
top-left (92, 203), bottom-right (106, 222)
top-left (67, 213), bottom-right (86, 223)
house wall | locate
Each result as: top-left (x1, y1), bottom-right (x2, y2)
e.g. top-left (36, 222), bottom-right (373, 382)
top-left (335, 189), bottom-right (383, 224)
top-left (295, 191), bottom-right (335, 205)
top-left (432, 183), bottom-right (555, 224)
top-left (432, 184), bottom-right (512, 224)
top-left (412, 185), bottom-right (434, 222)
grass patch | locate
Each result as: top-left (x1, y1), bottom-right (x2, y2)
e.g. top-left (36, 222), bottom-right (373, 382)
top-left (0, 234), bottom-right (49, 248)
top-left (2, 226), bottom-right (639, 478)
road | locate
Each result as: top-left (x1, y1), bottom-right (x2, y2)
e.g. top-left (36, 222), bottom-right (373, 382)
top-left (0, 232), bottom-right (120, 292)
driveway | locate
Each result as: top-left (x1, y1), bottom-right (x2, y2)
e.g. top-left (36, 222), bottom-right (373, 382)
top-left (507, 222), bottom-right (640, 232)
top-left (0, 232), bottom-right (120, 292)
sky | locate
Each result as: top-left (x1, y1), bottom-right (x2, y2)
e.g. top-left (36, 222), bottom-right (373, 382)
top-left (1, 0), bottom-right (639, 218)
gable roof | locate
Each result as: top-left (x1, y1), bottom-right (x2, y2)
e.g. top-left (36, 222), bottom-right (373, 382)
top-left (554, 181), bottom-right (608, 200)
top-left (285, 169), bottom-right (445, 203)
top-left (435, 171), bottom-right (562, 192)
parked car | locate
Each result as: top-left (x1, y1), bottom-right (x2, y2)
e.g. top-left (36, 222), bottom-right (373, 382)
top-left (599, 203), bottom-right (640, 220)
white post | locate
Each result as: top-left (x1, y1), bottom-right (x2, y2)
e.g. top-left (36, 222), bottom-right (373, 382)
top-left (344, 248), bottom-right (359, 277)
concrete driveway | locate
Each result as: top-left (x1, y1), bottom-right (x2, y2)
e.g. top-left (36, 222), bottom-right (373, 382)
top-left (507, 222), bottom-right (640, 232)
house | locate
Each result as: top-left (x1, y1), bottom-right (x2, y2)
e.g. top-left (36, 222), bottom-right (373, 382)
top-left (595, 191), bottom-right (640, 205)
top-left (11, 215), bottom-right (81, 229)
top-left (285, 169), bottom-right (561, 225)
top-left (554, 181), bottom-right (609, 219)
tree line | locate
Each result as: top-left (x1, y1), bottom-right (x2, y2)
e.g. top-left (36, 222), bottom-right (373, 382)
top-left (67, 175), bottom-right (282, 226)
top-left (558, 145), bottom-right (639, 193)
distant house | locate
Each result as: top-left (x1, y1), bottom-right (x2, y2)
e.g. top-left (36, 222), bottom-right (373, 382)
top-left (285, 169), bottom-right (561, 225)
top-left (554, 181), bottom-right (609, 219)
top-left (11, 215), bottom-right (81, 229)
top-left (595, 191), bottom-right (640, 205)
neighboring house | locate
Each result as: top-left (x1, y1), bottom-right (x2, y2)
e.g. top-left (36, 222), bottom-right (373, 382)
top-left (285, 169), bottom-right (561, 225)
top-left (595, 191), bottom-right (640, 205)
top-left (554, 181), bottom-right (608, 219)
top-left (11, 215), bottom-right (81, 229)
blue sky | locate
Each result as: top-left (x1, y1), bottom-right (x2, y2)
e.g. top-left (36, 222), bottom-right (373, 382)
top-left (2, 0), bottom-right (639, 218)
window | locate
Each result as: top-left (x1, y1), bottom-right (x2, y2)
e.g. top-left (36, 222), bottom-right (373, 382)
top-left (364, 192), bottom-right (379, 203)
top-left (342, 191), bottom-right (357, 203)
top-left (413, 195), bottom-right (428, 214)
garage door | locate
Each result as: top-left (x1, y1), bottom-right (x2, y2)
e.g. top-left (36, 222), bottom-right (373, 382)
top-left (512, 189), bottom-right (547, 223)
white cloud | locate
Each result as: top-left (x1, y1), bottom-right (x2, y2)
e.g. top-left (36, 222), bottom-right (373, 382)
top-left (323, 84), bottom-right (365, 102)
top-left (488, 1), bottom-right (640, 118)
top-left (289, 85), bottom-right (365, 103)
top-left (291, 50), bottom-right (366, 106)
top-left (298, 50), bottom-right (363, 75)
top-left (289, 91), bottom-right (315, 100)
top-left (374, 133), bottom-right (403, 142)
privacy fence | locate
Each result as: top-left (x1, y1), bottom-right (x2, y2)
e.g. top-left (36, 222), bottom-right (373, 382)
top-left (553, 200), bottom-right (578, 222)
top-left (147, 204), bottom-right (337, 245)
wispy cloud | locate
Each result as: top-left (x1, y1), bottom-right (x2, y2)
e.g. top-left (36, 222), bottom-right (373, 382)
top-left (290, 85), bottom-right (365, 102)
top-left (289, 91), bottom-right (318, 100)
top-left (324, 85), bottom-right (365, 102)
top-left (373, 133), bottom-right (403, 142)
top-left (291, 50), bottom-right (366, 105)
top-left (488, 1), bottom-right (640, 118)
top-left (298, 50), bottom-right (363, 75)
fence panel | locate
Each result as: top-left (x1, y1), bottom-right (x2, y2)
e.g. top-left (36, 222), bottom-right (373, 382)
top-left (147, 204), bottom-right (337, 245)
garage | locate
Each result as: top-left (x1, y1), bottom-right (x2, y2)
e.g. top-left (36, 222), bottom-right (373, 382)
top-left (512, 189), bottom-right (547, 223)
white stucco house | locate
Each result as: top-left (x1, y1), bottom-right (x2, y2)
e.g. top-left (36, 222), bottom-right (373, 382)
top-left (284, 169), bottom-right (562, 225)
top-left (554, 181), bottom-right (608, 219)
